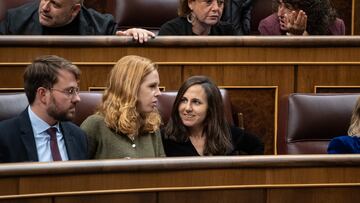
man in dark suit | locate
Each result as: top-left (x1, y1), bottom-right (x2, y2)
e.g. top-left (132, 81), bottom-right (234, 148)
top-left (0, 0), bottom-right (154, 43)
top-left (0, 55), bottom-right (88, 163)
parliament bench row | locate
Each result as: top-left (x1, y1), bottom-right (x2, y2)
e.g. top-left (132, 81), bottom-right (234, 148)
top-left (0, 0), bottom-right (354, 35)
top-left (0, 90), bottom-right (358, 155)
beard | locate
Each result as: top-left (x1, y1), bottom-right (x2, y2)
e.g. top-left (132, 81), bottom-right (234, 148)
top-left (47, 96), bottom-right (75, 122)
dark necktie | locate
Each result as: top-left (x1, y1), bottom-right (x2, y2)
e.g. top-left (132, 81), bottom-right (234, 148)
top-left (47, 127), bottom-right (62, 161)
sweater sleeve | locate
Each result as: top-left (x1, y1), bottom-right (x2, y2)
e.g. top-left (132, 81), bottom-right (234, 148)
top-left (80, 115), bottom-right (100, 159)
top-left (155, 130), bottom-right (166, 157)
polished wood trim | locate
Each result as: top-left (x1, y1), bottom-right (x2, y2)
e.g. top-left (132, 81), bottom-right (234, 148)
top-left (1, 183), bottom-right (360, 200)
top-left (314, 85), bottom-right (360, 93)
top-left (219, 86), bottom-right (279, 154)
top-left (3, 62), bottom-right (360, 66)
top-left (1, 36), bottom-right (360, 47)
top-left (1, 155), bottom-right (360, 176)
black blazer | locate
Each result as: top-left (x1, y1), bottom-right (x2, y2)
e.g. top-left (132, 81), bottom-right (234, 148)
top-left (0, 1), bottom-right (117, 35)
top-left (0, 108), bottom-right (88, 163)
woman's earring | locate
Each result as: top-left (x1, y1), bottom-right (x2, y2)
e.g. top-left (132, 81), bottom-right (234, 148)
top-left (187, 12), bottom-right (195, 24)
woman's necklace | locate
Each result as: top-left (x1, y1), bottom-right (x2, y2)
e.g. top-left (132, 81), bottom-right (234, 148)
top-left (128, 134), bottom-right (136, 148)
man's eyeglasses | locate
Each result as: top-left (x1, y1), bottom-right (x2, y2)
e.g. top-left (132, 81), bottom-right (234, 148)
top-left (50, 87), bottom-right (80, 97)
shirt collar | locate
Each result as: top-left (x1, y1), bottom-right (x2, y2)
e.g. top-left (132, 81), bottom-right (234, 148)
top-left (28, 106), bottom-right (60, 135)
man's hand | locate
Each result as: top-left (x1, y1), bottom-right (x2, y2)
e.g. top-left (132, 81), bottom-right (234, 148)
top-left (284, 10), bottom-right (307, 35)
top-left (116, 28), bottom-right (155, 43)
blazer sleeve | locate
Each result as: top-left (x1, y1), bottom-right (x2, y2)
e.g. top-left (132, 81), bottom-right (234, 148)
top-left (327, 136), bottom-right (353, 154)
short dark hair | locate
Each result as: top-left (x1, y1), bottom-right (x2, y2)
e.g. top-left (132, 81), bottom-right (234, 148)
top-left (24, 55), bottom-right (80, 104)
top-left (164, 75), bottom-right (233, 155)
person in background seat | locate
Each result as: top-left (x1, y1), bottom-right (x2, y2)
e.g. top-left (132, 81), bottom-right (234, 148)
top-left (162, 76), bottom-right (264, 156)
top-left (328, 97), bottom-right (360, 154)
top-left (81, 55), bottom-right (165, 159)
top-left (0, 0), bottom-right (154, 43)
top-left (258, 0), bottom-right (345, 35)
top-left (158, 0), bottom-right (236, 35)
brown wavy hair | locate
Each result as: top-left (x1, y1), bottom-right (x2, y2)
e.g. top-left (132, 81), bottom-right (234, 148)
top-left (164, 75), bottom-right (233, 155)
top-left (97, 55), bottom-right (161, 136)
top-left (348, 97), bottom-right (360, 137)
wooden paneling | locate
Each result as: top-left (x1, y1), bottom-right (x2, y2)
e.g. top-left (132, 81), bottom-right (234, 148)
top-left (0, 178), bottom-right (18, 195)
top-left (78, 65), bottom-right (112, 91)
top-left (297, 65), bottom-right (360, 93)
top-left (0, 156), bottom-right (360, 203)
top-left (0, 198), bottom-right (51, 203)
top-left (268, 187), bottom-right (360, 203)
top-left (159, 189), bottom-right (266, 203)
top-left (56, 193), bottom-right (156, 203)
top-left (157, 65), bottom-right (183, 90)
top-left (223, 87), bottom-right (277, 155)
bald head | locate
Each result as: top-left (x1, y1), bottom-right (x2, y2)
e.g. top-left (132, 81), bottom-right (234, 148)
top-left (38, 0), bottom-right (82, 28)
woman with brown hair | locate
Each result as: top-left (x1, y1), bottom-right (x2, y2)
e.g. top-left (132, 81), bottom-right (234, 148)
top-left (162, 76), bottom-right (263, 156)
top-left (158, 0), bottom-right (236, 35)
top-left (81, 55), bottom-right (165, 159)
top-left (258, 0), bottom-right (345, 35)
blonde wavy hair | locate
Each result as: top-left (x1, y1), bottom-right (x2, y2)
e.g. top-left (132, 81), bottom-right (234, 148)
top-left (348, 97), bottom-right (360, 137)
top-left (97, 55), bottom-right (161, 136)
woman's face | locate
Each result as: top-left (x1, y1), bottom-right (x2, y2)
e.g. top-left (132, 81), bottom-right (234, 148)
top-left (136, 70), bottom-right (161, 114)
top-left (188, 0), bottom-right (224, 26)
top-left (277, 0), bottom-right (297, 30)
top-left (178, 84), bottom-right (208, 130)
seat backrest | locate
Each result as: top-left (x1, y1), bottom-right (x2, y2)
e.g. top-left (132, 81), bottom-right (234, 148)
top-left (0, 90), bottom-right (234, 127)
top-left (0, 92), bottom-right (103, 125)
top-left (277, 93), bottom-right (360, 154)
top-left (114, 0), bottom-right (178, 33)
top-left (0, 93), bottom-right (29, 121)
top-left (0, 0), bottom-right (34, 21)
top-left (250, 0), bottom-right (274, 34)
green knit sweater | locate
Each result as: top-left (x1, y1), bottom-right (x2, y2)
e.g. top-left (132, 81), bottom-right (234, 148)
top-left (80, 114), bottom-right (165, 159)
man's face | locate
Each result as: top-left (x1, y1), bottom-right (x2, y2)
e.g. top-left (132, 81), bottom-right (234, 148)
top-left (38, 0), bottom-right (81, 27)
top-left (46, 69), bottom-right (81, 122)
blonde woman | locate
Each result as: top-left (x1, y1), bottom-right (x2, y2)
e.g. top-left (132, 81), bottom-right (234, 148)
top-left (81, 55), bottom-right (165, 159)
top-left (328, 97), bottom-right (360, 154)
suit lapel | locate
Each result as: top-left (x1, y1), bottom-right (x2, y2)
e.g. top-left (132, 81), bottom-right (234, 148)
top-left (78, 9), bottom-right (94, 35)
top-left (19, 109), bottom-right (39, 162)
top-left (61, 122), bottom-right (77, 160)
top-left (32, 12), bottom-right (44, 34)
